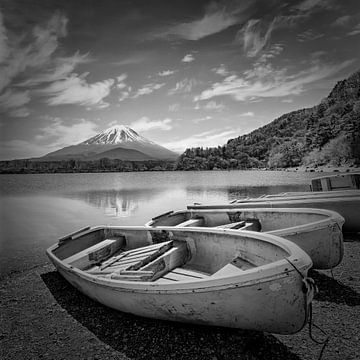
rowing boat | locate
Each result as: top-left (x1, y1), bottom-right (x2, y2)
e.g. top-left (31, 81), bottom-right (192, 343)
top-left (188, 191), bottom-right (360, 233)
top-left (146, 208), bottom-right (344, 270)
top-left (46, 226), bottom-right (315, 334)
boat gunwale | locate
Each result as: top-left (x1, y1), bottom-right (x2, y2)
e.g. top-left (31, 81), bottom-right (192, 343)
top-left (187, 195), bottom-right (360, 210)
top-left (47, 226), bottom-right (312, 293)
top-left (145, 207), bottom-right (345, 236)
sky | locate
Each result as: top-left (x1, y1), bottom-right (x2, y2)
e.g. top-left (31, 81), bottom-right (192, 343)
top-left (0, 0), bottom-right (359, 160)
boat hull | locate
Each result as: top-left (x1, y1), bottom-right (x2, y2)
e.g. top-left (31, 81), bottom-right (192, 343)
top-left (47, 226), bottom-right (314, 335)
top-left (147, 208), bottom-right (344, 270)
top-left (52, 256), bottom-right (309, 334)
top-left (188, 196), bottom-right (360, 233)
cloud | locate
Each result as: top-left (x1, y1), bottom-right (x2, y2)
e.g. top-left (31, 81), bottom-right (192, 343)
top-left (39, 73), bottom-right (114, 108)
top-left (0, 117), bottom-right (99, 160)
top-left (162, 128), bottom-right (238, 152)
top-left (161, 2), bottom-right (249, 41)
top-left (169, 103), bottom-right (180, 112)
top-left (158, 70), bottom-right (177, 76)
top-left (240, 111), bottom-right (254, 116)
top-left (132, 83), bottom-right (165, 98)
top-left (0, 89), bottom-right (30, 117)
top-left (282, 98), bottom-right (294, 103)
top-left (36, 117), bottom-right (99, 148)
top-left (169, 78), bottom-right (198, 95)
top-left (0, 11), bottom-right (108, 116)
top-left (0, 11), bottom-right (9, 64)
top-left (332, 15), bottom-right (351, 27)
top-left (294, 0), bottom-right (332, 12)
top-left (0, 139), bottom-right (48, 160)
top-left (181, 54), bottom-right (195, 63)
top-left (348, 23), bottom-right (360, 36)
top-left (212, 64), bottom-right (230, 76)
top-left (297, 29), bottom-right (324, 42)
top-left (193, 115), bottom-right (212, 124)
top-left (236, 18), bottom-right (277, 57)
top-left (195, 60), bottom-right (354, 102)
top-left (130, 116), bottom-right (173, 132)
top-left (116, 73), bottom-right (127, 83)
top-left (195, 101), bottom-right (225, 111)
top-left (0, 12), bottom-right (69, 93)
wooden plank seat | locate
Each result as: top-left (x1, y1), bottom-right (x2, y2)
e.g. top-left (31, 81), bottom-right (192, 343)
top-left (211, 256), bottom-right (257, 278)
top-left (63, 238), bottom-right (124, 270)
top-left (89, 240), bottom-right (189, 281)
top-left (160, 267), bottom-right (210, 282)
top-left (216, 219), bottom-right (261, 231)
top-left (175, 218), bottom-right (204, 227)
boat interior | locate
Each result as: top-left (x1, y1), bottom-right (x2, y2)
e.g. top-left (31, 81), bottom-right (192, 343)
top-left (53, 228), bottom-right (290, 283)
top-left (150, 210), bottom-right (328, 232)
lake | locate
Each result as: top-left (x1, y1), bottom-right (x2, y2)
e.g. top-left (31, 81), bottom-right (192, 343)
top-left (0, 170), bottom-right (326, 278)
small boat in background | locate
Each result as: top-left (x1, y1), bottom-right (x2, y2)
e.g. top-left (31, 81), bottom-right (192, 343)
top-left (310, 173), bottom-right (360, 191)
top-left (47, 226), bottom-right (315, 335)
top-left (146, 208), bottom-right (344, 270)
top-left (188, 191), bottom-right (360, 233)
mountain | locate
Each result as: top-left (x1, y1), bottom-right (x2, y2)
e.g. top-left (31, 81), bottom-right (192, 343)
top-left (176, 69), bottom-right (360, 170)
top-left (41, 125), bottom-right (178, 161)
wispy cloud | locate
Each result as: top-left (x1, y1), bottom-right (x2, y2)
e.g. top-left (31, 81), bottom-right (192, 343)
top-left (39, 74), bottom-right (114, 108)
top-left (240, 111), bottom-right (254, 116)
top-left (130, 116), bottom-right (173, 132)
top-left (236, 18), bottom-right (277, 57)
top-left (195, 59), bottom-right (354, 102)
top-left (212, 64), bottom-right (230, 76)
top-left (182, 54), bottom-right (195, 63)
top-left (0, 12), bottom-right (68, 93)
top-left (35, 117), bottom-right (99, 148)
top-left (169, 78), bottom-right (198, 95)
top-left (132, 82), bottom-right (165, 98)
top-left (332, 15), bottom-right (352, 27)
top-left (160, 2), bottom-right (250, 41)
top-left (348, 23), bottom-right (360, 36)
top-left (193, 115), bottom-right (212, 124)
top-left (195, 101), bottom-right (225, 111)
top-left (158, 70), bottom-right (177, 76)
top-left (0, 11), bottom-right (110, 116)
top-left (169, 103), bottom-right (180, 112)
top-left (297, 29), bottom-right (324, 42)
top-left (162, 128), bottom-right (238, 152)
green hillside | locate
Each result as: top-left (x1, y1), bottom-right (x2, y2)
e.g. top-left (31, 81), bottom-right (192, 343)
top-left (176, 70), bottom-right (360, 170)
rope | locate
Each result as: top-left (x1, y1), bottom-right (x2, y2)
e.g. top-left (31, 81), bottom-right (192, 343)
top-left (285, 258), bottom-right (329, 360)
top-left (308, 303), bottom-right (330, 360)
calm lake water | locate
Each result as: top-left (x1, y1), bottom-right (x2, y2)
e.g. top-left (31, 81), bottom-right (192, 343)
top-left (0, 170), bottom-right (327, 278)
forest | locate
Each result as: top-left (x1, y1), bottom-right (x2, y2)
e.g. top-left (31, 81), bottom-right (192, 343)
top-left (176, 70), bottom-right (360, 170)
top-left (0, 158), bottom-right (175, 174)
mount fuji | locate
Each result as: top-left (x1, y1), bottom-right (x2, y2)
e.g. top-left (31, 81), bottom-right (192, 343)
top-left (41, 125), bottom-right (178, 161)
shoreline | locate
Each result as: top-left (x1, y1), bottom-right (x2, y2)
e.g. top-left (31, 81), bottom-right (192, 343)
top-left (1, 235), bottom-right (359, 360)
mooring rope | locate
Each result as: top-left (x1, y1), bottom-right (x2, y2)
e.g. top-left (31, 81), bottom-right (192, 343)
top-left (284, 258), bottom-right (329, 360)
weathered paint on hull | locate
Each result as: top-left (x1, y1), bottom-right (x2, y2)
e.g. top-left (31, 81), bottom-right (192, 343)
top-left (147, 208), bottom-right (344, 269)
top-left (54, 263), bottom-right (308, 334)
top-left (47, 226), bottom-right (314, 335)
top-left (188, 197), bottom-right (360, 233)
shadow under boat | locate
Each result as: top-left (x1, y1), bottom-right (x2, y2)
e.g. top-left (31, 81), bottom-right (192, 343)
top-left (309, 270), bottom-right (360, 306)
top-left (41, 271), bottom-right (302, 360)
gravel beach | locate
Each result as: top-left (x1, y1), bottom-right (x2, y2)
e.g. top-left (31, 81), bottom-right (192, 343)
top-left (1, 236), bottom-right (359, 360)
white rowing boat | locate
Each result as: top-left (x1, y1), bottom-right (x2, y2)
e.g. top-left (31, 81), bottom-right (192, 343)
top-left (47, 226), bottom-right (315, 334)
top-left (188, 191), bottom-right (360, 233)
top-left (146, 208), bottom-right (344, 270)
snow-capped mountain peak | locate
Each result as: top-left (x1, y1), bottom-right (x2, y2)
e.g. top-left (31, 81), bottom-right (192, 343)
top-left (82, 125), bottom-right (153, 145)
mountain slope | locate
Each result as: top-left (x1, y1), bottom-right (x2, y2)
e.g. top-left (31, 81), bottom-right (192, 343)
top-left (41, 125), bottom-right (178, 161)
top-left (176, 69), bottom-right (360, 170)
